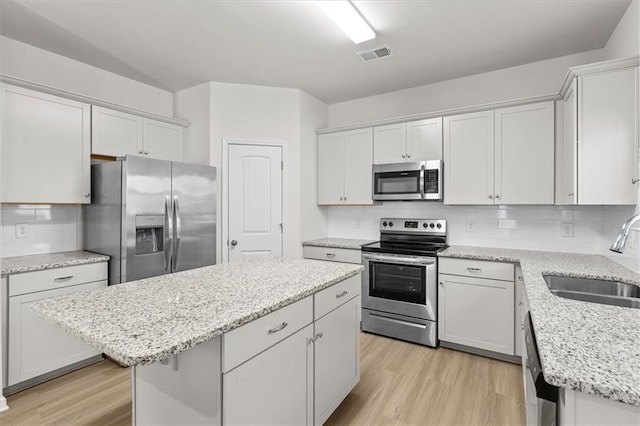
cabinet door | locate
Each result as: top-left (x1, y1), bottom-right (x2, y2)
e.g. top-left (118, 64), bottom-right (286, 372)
top-left (559, 79), bottom-right (578, 205)
top-left (443, 110), bottom-right (495, 205)
top-left (438, 273), bottom-right (514, 355)
top-left (578, 67), bottom-right (638, 204)
top-left (406, 117), bottom-right (443, 161)
top-left (223, 324), bottom-right (314, 426)
top-left (8, 280), bottom-right (105, 386)
top-left (91, 106), bottom-right (143, 157)
top-left (2, 84), bottom-right (91, 204)
top-left (143, 119), bottom-right (184, 161)
top-left (343, 128), bottom-right (373, 205)
top-left (318, 133), bottom-right (345, 205)
top-left (373, 123), bottom-right (407, 164)
top-left (495, 101), bottom-right (554, 204)
top-left (314, 296), bottom-right (360, 426)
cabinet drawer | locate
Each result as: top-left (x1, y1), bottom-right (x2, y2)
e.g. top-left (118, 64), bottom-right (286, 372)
top-left (314, 275), bottom-right (360, 321)
top-left (222, 296), bottom-right (313, 373)
top-left (9, 262), bottom-right (108, 296)
top-left (303, 246), bottom-right (361, 264)
top-left (439, 258), bottom-right (514, 282)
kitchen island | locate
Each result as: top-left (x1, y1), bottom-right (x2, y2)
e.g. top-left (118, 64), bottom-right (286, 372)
top-left (31, 258), bottom-right (363, 425)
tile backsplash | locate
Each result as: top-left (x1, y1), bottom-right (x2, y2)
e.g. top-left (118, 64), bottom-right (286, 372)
top-left (1, 205), bottom-right (81, 258)
top-left (328, 203), bottom-right (640, 273)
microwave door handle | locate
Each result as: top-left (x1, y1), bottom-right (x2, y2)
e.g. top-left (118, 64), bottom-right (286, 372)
top-left (419, 166), bottom-right (426, 199)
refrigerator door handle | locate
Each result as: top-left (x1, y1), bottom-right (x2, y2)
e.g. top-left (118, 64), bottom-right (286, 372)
top-left (164, 195), bottom-right (173, 272)
top-left (172, 195), bottom-right (182, 271)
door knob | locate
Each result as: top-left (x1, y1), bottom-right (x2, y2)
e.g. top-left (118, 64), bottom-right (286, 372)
top-left (230, 240), bottom-right (238, 246)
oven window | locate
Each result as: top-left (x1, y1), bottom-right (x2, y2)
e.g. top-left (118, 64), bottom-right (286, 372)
top-left (374, 170), bottom-right (421, 194)
top-left (369, 262), bottom-right (426, 304)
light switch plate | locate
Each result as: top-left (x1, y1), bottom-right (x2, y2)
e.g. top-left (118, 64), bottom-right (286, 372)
top-left (15, 223), bottom-right (30, 239)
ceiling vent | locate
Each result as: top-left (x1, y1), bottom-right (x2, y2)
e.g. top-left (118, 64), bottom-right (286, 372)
top-left (357, 46), bottom-right (393, 62)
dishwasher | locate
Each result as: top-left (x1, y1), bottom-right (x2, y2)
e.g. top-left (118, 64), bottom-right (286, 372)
top-left (524, 312), bottom-right (559, 426)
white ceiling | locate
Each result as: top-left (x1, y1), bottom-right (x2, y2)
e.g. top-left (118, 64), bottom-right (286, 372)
top-left (0, 0), bottom-right (632, 104)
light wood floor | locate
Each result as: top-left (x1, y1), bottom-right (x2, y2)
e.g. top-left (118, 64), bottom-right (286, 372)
top-left (0, 333), bottom-right (524, 425)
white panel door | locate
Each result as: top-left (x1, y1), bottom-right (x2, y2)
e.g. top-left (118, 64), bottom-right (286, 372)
top-left (143, 118), bottom-right (184, 161)
top-left (228, 144), bottom-right (283, 262)
top-left (407, 117), bottom-right (443, 161)
top-left (578, 67), bottom-right (638, 204)
top-left (343, 128), bottom-right (373, 205)
top-left (2, 84), bottom-right (91, 204)
top-left (318, 133), bottom-right (345, 205)
top-left (443, 110), bottom-right (495, 205)
top-left (495, 101), bottom-right (555, 204)
top-left (373, 123), bottom-right (407, 164)
top-left (91, 106), bottom-right (143, 157)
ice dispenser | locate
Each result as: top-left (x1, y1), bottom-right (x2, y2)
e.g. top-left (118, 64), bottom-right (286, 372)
top-left (135, 215), bottom-right (164, 255)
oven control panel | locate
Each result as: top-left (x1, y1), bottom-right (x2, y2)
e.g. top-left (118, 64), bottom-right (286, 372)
top-left (380, 218), bottom-right (447, 234)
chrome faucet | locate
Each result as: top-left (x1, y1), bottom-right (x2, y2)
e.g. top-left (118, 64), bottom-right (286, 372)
top-left (610, 213), bottom-right (640, 253)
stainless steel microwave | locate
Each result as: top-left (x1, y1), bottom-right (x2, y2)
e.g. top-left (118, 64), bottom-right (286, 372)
top-left (372, 160), bottom-right (443, 201)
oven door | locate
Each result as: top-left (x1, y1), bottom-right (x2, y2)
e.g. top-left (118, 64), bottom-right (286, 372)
top-left (362, 252), bottom-right (437, 321)
top-left (372, 162), bottom-right (424, 201)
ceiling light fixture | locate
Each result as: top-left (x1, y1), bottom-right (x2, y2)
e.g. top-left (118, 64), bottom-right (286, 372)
top-left (316, 1), bottom-right (375, 44)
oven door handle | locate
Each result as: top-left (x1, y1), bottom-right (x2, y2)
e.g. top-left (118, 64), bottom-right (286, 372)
top-left (362, 253), bottom-right (435, 265)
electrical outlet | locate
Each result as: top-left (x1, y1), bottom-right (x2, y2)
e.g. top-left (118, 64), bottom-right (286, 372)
top-left (561, 222), bottom-right (574, 238)
top-left (355, 218), bottom-right (361, 229)
top-left (15, 223), bottom-right (30, 239)
top-left (466, 220), bottom-right (474, 232)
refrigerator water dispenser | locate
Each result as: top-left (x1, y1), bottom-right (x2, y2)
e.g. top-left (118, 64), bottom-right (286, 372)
top-left (135, 215), bottom-right (164, 255)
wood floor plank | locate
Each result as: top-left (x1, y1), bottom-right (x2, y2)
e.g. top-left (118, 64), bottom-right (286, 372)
top-left (0, 332), bottom-right (525, 425)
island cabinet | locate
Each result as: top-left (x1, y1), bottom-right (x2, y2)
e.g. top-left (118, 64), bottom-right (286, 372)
top-left (443, 101), bottom-right (554, 205)
top-left (92, 106), bottom-right (184, 161)
top-left (318, 129), bottom-right (373, 205)
top-left (1, 84), bottom-right (91, 204)
top-left (438, 258), bottom-right (515, 357)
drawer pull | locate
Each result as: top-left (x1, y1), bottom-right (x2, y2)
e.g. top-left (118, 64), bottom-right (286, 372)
top-left (336, 290), bottom-right (348, 299)
top-left (267, 322), bottom-right (288, 335)
top-left (325, 253), bottom-right (336, 258)
top-left (467, 267), bottom-right (482, 272)
top-left (54, 275), bottom-right (74, 282)
top-left (308, 332), bottom-right (324, 345)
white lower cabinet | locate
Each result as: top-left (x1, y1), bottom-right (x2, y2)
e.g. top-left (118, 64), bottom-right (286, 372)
top-left (6, 263), bottom-right (107, 388)
top-left (314, 296), bottom-right (360, 425)
top-left (223, 324), bottom-right (314, 426)
top-left (438, 258), bottom-right (515, 356)
top-left (514, 265), bottom-right (526, 358)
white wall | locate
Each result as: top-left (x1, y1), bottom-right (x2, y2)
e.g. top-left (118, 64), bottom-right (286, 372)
top-left (603, 0), bottom-right (639, 60)
top-left (174, 82), bottom-right (213, 165)
top-left (327, 49), bottom-right (604, 128)
top-left (208, 82), bottom-right (302, 259)
top-left (300, 91), bottom-right (329, 241)
top-left (1, 36), bottom-right (173, 117)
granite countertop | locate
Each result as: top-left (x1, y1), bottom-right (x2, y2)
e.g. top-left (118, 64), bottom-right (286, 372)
top-left (440, 245), bottom-right (640, 407)
top-left (1, 250), bottom-right (110, 276)
top-left (302, 238), bottom-right (375, 250)
top-left (31, 258), bottom-right (363, 367)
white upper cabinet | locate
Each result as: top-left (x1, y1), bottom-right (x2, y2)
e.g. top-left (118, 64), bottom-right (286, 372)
top-left (92, 106), bottom-right (184, 161)
top-left (2, 84), bottom-right (91, 204)
top-left (444, 102), bottom-right (554, 205)
top-left (559, 80), bottom-right (578, 205)
top-left (444, 110), bottom-right (495, 205)
top-left (318, 128), bottom-right (373, 205)
top-left (373, 118), bottom-right (442, 164)
top-left (495, 102), bottom-right (555, 204)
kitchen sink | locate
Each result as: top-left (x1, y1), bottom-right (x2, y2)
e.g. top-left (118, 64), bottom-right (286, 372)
top-left (543, 275), bottom-right (640, 309)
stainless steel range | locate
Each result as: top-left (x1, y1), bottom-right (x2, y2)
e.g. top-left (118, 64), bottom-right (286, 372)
top-left (361, 218), bottom-right (447, 347)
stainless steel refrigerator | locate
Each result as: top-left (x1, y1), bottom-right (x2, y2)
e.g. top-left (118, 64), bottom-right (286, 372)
top-left (84, 155), bottom-right (216, 284)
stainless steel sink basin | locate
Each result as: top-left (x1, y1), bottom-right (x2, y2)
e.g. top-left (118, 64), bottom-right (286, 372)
top-left (543, 275), bottom-right (640, 309)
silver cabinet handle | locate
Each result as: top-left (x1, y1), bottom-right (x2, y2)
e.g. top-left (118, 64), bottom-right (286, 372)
top-left (308, 332), bottom-right (324, 344)
top-left (54, 275), bottom-right (74, 282)
top-left (439, 281), bottom-right (444, 286)
top-left (336, 290), bottom-right (348, 298)
top-left (84, 192), bottom-right (91, 198)
top-left (172, 196), bottom-right (182, 271)
top-left (325, 253), bottom-right (336, 258)
top-left (495, 194), bottom-right (501, 199)
top-left (144, 151), bottom-right (149, 155)
top-left (230, 240), bottom-right (238, 246)
top-left (568, 192), bottom-right (574, 197)
top-left (521, 324), bottom-right (525, 331)
top-left (339, 197), bottom-right (343, 201)
top-left (401, 154), bottom-right (406, 158)
top-left (138, 149), bottom-right (143, 154)
top-left (633, 177), bottom-right (639, 184)
top-left (488, 195), bottom-right (494, 199)
top-left (518, 301), bottom-right (524, 306)
top-left (467, 267), bottom-right (482, 272)
top-left (407, 154), bottom-right (411, 158)
top-left (343, 196), bottom-right (347, 201)
top-left (267, 322), bottom-right (288, 334)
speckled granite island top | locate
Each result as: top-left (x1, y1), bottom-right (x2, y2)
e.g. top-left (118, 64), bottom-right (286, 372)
top-left (1, 250), bottom-right (110, 275)
top-left (440, 245), bottom-right (640, 407)
top-left (302, 238), bottom-right (375, 250)
top-left (31, 258), bottom-right (363, 367)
